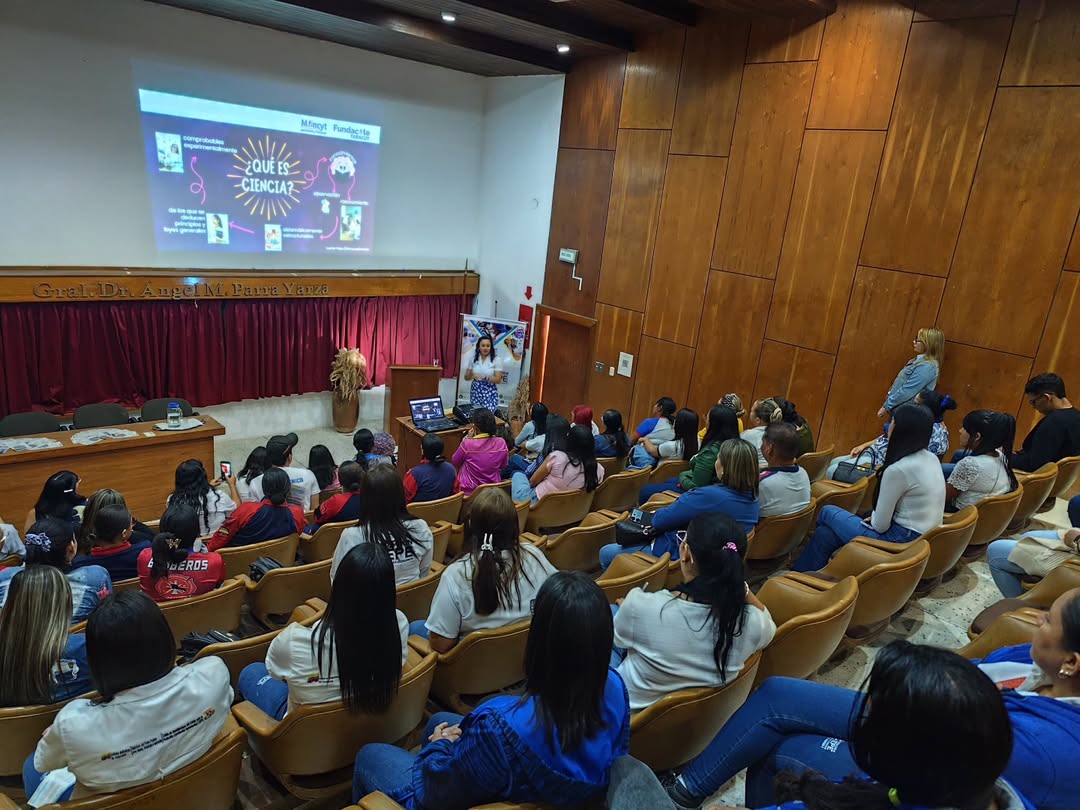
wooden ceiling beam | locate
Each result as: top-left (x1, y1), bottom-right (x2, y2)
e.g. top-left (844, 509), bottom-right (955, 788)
top-left (280, 0), bottom-right (571, 71)
top-left (615, 0), bottom-right (699, 26)
top-left (693, 0), bottom-right (835, 14)
top-left (452, 0), bottom-right (635, 51)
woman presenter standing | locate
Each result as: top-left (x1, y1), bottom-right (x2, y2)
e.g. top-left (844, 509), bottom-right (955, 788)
top-left (464, 335), bottom-right (504, 411)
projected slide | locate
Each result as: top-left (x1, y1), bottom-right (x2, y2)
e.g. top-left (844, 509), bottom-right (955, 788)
top-left (138, 89), bottom-right (379, 254)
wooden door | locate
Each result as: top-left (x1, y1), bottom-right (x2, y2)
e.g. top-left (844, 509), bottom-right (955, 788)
top-left (530, 305), bottom-right (596, 420)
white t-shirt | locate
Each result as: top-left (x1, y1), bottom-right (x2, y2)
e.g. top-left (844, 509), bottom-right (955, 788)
top-left (331, 518), bottom-right (434, 585)
top-left (870, 449), bottom-right (946, 535)
top-left (167, 487), bottom-right (237, 536)
top-left (758, 466), bottom-right (812, 518)
top-left (34, 657), bottom-right (232, 794)
top-left (424, 543), bottom-right (557, 640)
top-left (266, 614), bottom-right (409, 715)
top-left (657, 438), bottom-right (684, 460)
top-left (645, 418), bottom-right (675, 443)
top-left (948, 452), bottom-right (1012, 510)
top-left (248, 466), bottom-right (320, 511)
top-left (740, 426), bottom-right (767, 468)
top-left (614, 587), bottom-right (776, 711)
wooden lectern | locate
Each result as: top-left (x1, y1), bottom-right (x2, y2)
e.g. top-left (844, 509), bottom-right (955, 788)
top-left (387, 365), bottom-right (444, 463)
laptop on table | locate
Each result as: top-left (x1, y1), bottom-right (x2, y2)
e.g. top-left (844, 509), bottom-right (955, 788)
top-left (408, 396), bottom-right (461, 433)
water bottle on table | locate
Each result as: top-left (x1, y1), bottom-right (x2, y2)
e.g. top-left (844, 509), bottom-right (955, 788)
top-left (167, 402), bottom-right (182, 429)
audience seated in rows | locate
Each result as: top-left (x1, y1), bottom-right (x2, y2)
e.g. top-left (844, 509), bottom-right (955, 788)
top-left (611, 514), bottom-right (775, 710)
top-left (794, 404), bottom-right (945, 573)
top-left (331, 464), bottom-right (433, 586)
top-left (1012, 373), bottom-right (1080, 472)
top-left (168, 458), bottom-right (236, 537)
top-left (209, 467), bottom-right (305, 551)
top-left (774, 396), bottom-right (815, 458)
top-left (354, 428), bottom-right (396, 469)
top-left (628, 407), bottom-right (698, 470)
top-left (235, 445), bottom-right (268, 503)
top-left (630, 396), bottom-right (677, 445)
top-left (24, 591), bottom-right (233, 804)
top-left (594, 408), bottom-right (631, 461)
top-left (0, 518), bottom-right (111, 622)
top-left (71, 502), bottom-right (148, 582)
top-left (238, 543), bottom-right (408, 721)
top-left (512, 402), bottom-right (549, 463)
top-left (638, 404), bottom-right (740, 502)
top-left (947, 410), bottom-right (1018, 512)
top-left (452, 407), bottom-right (509, 495)
top-left (351, 571), bottom-right (630, 808)
top-left (0, 566), bottom-right (92, 706)
top-left (741, 399), bottom-right (784, 468)
top-left (698, 393), bottom-right (745, 440)
top-left (247, 433), bottom-right (320, 511)
top-left (511, 423), bottom-right (604, 505)
top-left (571, 404), bottom-right (600, 436)
top-left (601, 438), bottom-right (760, 569)
top-left (138, 504), bottom-right (225, 601)
top-left (757, 423), bottom-right (813, 518)
top-left (308, 443), bottom-right (340, 492)
top-left (403, 434), bottom-right (458, 504)
top-left (307, 460), bottom-right (365, 531)
top-left (412, 487), bottom-right (556, 651)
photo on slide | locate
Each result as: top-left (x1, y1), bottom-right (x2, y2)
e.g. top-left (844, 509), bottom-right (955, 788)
top-left (206, 213), bottom-right (229, 245)
top-left (457, 315), bottom-right (527, 409)
top-left (264, 224), bottom-right (282, 251)
top-left (155, 132), bottom-right (183, 172)
top-left (340, 203), bottom-right (363, 242)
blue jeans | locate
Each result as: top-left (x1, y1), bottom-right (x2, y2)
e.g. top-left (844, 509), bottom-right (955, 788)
top-left (599, 541), bottom-right (650, 571)
top-left (238, 662), bottom-right (289, 721)
top-left (675, 677), bottom-right (861, 806)
top-left (987, 537), bottom-right (1038, 598)
top-left (504, 455), bottom-right (531, 476)
top-left (409, 619), bottom-right (429, 639)
top-left (638, 479), bottom-right (680, 505)
top-left (1070, 494), bottom-right (1080, 528)
top-left (353, 712), bottom-right (464, 801)
top-left (792, 506), bottom-right (921, 572)
top-left (511, 472), bottom-right (538, 504)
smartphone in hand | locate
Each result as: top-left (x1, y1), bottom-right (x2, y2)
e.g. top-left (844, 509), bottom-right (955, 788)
top-left (220, 461), bottom-right (232, 478)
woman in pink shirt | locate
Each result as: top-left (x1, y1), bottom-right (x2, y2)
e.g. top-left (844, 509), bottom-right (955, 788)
top-left (452, 408), bottom-right (510, 495)
top-left (510, 424), bottom-right (604, 504)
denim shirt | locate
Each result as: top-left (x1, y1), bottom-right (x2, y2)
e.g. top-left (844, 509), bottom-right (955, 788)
top-left (0, 564), bottom-right (112, 622)
top-left (883, 355), bottom-right (939, 412)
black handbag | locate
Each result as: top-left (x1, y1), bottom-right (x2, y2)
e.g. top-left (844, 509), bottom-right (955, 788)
top-left (249, 556), bottom-right (283, 582)
top-left (832, 449), bottom-right (876, 485)
top-left (615, 510), bottom-right (654, 547)
top-left (180, 629), bottom-right (238, 661)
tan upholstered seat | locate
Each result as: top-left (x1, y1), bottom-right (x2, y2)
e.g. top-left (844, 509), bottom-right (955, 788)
top-left (598, 456), bottom-right (627, 478)
top-left (1049, 455), bottom-right (1080, 500)
top-left (0, 695), bottom-right (93, 800)
top-left (238, 558), bottom-right (332, 628)
top-left (232, 646), bottom-right (437, 799)
top-left (595, 552), bottom-right (671, 603)
top-left (411, 621), bottom-right (532, 715)
top-left (968, 558), bottom-right (1080, 637)
top-left (792, 538), bottom-right (931, 642)
top-left (649, 459), bottom-right (690, 484)
top-left (111, 576), bottom-right (142, 593)
top-left (810, 477), bottom-right (870, 524)
top-left (959, 608), bottom-right (1043, 659)
top-left (462, 481), bottom-right (512, 513)
top-left (531, 511), bottom-right (626, 572)
top-left (796, 446), bottom-right (833, 483)
top-left (628, 651), bottom-right (761, 772)
top-left (1010, 463), bottom-right (1058, 530)
top-left (965, 485), bottom-right (1023, 556)
top-left (407, 492), bottom-right (464, 526)
top-left (6, 719), bottom-right (248, 810)
top-left (396, 562), bottom-right (445, 623)
top-left (158, 577), bottom-right (246, 641)
top-left (745, 500), bottom-right (817, 577)
top-left (300, 520), bottom-right (354, 563)
top-left (429, 521), bottom-right (451, 565)
top-left (524, 489), bottom-right (595, 535)
top-left (217, 533), bottom-right (299, 579)
top-left (755, 575), bottom-right (858, 685)
top-left (916, 505), bottom-right (979, 585)
top-left (591, 467), bottom-right (651, 512)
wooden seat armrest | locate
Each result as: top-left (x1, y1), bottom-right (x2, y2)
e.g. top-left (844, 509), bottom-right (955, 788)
top-left (848, 536), bottom-right (909, 553)
top-left (596, 509), bottom-right (625, 521)
top-left (409, 635), bottom-right (433, 656)
top-left (304, 597), bottom-right (328, 611)
top-left (820, 540), bottom-right (894, 578)
top-left (300, 532), bottom-right (314, 541)
top-left (521, 532), bottom-right (547, 548)
top-left (785, 572), bottom-right (839, 590)
top-left (231, 700), bottom-right (279, 738)
top-left (236, 573), bottom-right (258, 591)
top-left (429, 561), bottom-right (445, 574)
top-left (1021, 562), bottom-right (1080, 604)
top-left (357, 792), bottom-right (406, 810)
top-left (0, 795), bottom-right (20, 810)
top-left (289, 603), bottom-right (318, 623)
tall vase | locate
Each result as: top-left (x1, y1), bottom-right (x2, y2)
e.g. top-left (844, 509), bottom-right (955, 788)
top-left (332, 390), bottom-right (359, 433)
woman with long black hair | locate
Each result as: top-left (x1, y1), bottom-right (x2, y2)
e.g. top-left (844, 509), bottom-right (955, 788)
top-left (628, 408), bottom-right (699, 470)
top-left (238, 543), bottom-right (407, 720)
top-left (207, 467), bottom-right (305, 551)
top-left (511, 424), bottom-right (603, 504)
top-left (638, 404), bottom-right (739, 501)
top-left (25, 470), bottom-right (85, 534)
top-left (137, 504), bottom-right (225, 601)
top-left (167, 459), bottom-right (237, 536)
top-left (594, 409), bottom-right (631, 460)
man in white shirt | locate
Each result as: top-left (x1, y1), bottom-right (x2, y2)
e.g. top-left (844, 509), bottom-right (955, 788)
top-left (247, 433), bottom-right (320, 511)
top-left (758, 423), bottom-right (812, 518)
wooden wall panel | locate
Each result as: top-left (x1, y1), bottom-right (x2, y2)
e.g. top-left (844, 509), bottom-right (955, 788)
top-left (1067, 216), bottom-right (1080, 272)
top-left (807, 0), bottom-right (913, 130)
top-left (619, 30), bottom-right (686, 130)
top-left (938, 87), bottom-right (1080, 357)
top-left (643, 156), bottom-right (729, 346)
top-left (820, 267), bottom-right (945, 455)
top-left (752, 341), bottom-right (836, 439)
top-left (630, 336), bottom-right (695, 426)
top-left (767, 129), bottom-right (885, 354)
top-left (1001, 0), bottom-right (1080, 87)
top-left (1025, 272), bottom-right (1080, 434)
top-left (542, 149), bottom-right (614, 316)
top-left (937, 343), bottom-right (1032, 454)
top-left (670, 16), bottom-right (749, 157)
top-left (596, 130), bottom-right (671, 312)
top-left (860, 17), bottom-right (1011, 277)
top-left (711, 62), bottom-right (816, 279)
top-left (588, 303), bottom-right (644, 420)
top-left (559, 54), bottom-right (626, 151)
top-left (914, 0), bottom-right (1017, 20)
top-left (686, 271), bottom-right (773, 418)
top-left (747, 15), bottom-right (825, 63)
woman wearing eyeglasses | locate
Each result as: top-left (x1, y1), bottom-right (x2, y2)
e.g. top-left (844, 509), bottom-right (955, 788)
top-left (877, 327), bottom-right (943, 420)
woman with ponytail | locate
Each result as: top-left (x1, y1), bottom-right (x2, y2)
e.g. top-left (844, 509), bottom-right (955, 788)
top-left (946, 410), bottom-right (1017, 511)
top-left (741, 399), bottom-right (784, 468)
top-left (416, 487), bottom-right (555, 652)
top-left (594, 408), bottom-right (631, 460)
top-left (138, 504), bottom-right (225, 601)
top-left (628, 408), bottom-right (699, 470)
top-left (611, 513), bottom-right (774, 710)
top-left (207, 467), bottom-right (304, 551)
top-left (403, 434), bottom-right (459, 504)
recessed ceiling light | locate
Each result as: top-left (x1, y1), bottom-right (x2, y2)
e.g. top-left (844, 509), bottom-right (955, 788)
top-left (556, 43), bottom-right (571, 54)
top-left (441, 11), bottom-right (456, 22)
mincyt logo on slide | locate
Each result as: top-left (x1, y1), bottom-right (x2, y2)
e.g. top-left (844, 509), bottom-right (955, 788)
top-left (138, 89), bottom-right (380, 254)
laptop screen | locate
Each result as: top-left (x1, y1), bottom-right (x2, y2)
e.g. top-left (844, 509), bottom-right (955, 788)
top-left (409, 396), bottom-right (445, 423)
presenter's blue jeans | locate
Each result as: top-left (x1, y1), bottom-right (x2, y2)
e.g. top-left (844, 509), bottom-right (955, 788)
top-left (238, 662), bottom-right (289, 721)
top-left (353, 712), bottom-right (464, 801)
top-left (791, 506), bottom-right (920, 572)
top-left (674, 677), bottom-right (861, 807)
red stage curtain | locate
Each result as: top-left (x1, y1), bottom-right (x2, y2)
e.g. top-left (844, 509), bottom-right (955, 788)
top-left (0, 294), bottom-right (470, 415)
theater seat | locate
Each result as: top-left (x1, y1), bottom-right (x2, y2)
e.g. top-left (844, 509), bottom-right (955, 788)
top-left (810, 477), bottom-right (870, 523)
top-left (915, 505), bottom-right (979, 588)
top-left (524, 489), bottom-right (595, 535)
top-left (964, 485), bottom-right (1023, 558)
top-left (0, 695), bottom-right (93, 800)
top-left (968, 558), bottom-right (1080, 638)
top-left (595, 552), bottom-right (671, 604)
top-left (238, 558), bottom-right (332, 628)
top-left (529, 511), bottom-right (625, 573)
top-left (796, 445), bottom-right (833, 483)
top-left (745, 500), bottom-right (817, 580)
top-left (0, 411), bottom-right (61, 438)
top-left (140, 397), bottom-right (195, 422)
top-left (407, 492), bottom-right (464, 526)
top-left (958, 608), bottom-right (1042, 659)
top-left (158, 577), bottom-right (246, 642)
top-left (628, 651), bottom-right (760, 772)
top-left (72, 403), bottom-right (131, 429)
top-left (217, 533), bottom-right (299, 579)
top-left (649, 459), bottom-right (689, 484)
top-left (411, 620), bottom-right (531, 715)
top-left (1009, 463), bottom-right (1058, 531)
top-left (232, 646), bottom-right (436, 800)
top-left (591, 467), bottom-right (651, 513)
top-left (396, 562), bottom-right (445, 623)
top-left (1049, 455), bottom-right (1080, 500)
top-left (300, 520), bottom-right (353, 563)
top-left (598, 456), bottom-right (627, 478)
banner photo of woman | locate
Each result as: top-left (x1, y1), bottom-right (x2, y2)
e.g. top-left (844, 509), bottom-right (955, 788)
top-left (457, 315), bottom-right (526, 410)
